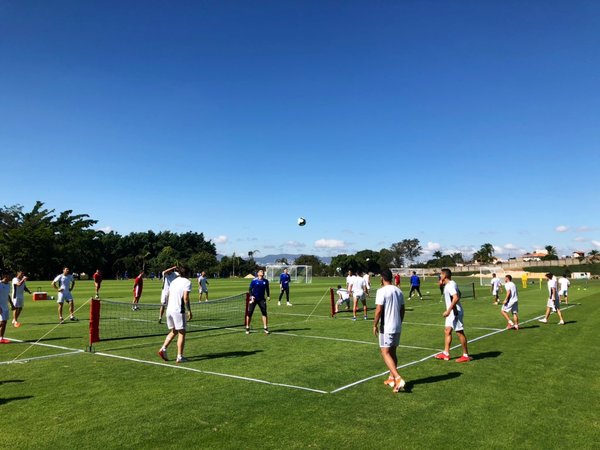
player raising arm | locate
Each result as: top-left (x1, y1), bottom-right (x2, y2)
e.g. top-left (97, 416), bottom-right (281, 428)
top-left (246, 269), bottom-right (270, 334)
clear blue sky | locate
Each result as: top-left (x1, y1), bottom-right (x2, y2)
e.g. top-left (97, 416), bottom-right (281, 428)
top-left (2, 1), bottom-right (599, 261)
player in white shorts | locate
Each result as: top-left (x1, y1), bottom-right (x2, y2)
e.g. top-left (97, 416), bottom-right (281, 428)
top-left (158, 268), bottom-right (192, 364)
top-left (0, 272), bottom-right (11, 343)
top-left (501, 274), bottom-right (519, 330)
top-left (335, 285), bottom-right (350, 313)
top-left (435, 269), bottom-right (471, 363)
top-left (198, 271), bottom-right (209, 302)
top-left (349, 273), bottom-right (367, 321)
top-left (490, 273), bottom-right (502, 305)
top-left (373, 269), bottom-right (406, 393)
top-left (159, 266), bottom-right (179, 324)
top-left (362, 271), bottom-right (371, 296)
top-left (558, 274), bottom-right (570, 304)
top-left (539, 272), bottom-right (565, 325)
top-left (52, 267), bottom-right (77, 322)
top-left (11, 271), bottom-right (31, 327)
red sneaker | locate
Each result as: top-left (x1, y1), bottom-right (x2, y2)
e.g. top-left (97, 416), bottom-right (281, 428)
top-left (14, 322), bottom-right (21, 328)
top-left (434, 352), bottom-right (450, 361)
top-left (0, 338), bottom-right (10, 344)
top-left (456, 355), bottom-right (472, 363)
top-left (157, 349), bottom-right (168, 361)
top-left (506, 323), bottom-right (514, 329)
top-left (383, 376), bottom-right (395, 387)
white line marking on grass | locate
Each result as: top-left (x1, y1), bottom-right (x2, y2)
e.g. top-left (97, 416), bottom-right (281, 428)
top-left (304, 289), bottom-right (331, 322)
top-left (94, 352), bottom-right (328, 394)
top-left (404, 321), bottom-right (503, 332)
top-left (330, 306), bottom-right (578, 394)
top-left (0, 351), bottom-right (83, 365)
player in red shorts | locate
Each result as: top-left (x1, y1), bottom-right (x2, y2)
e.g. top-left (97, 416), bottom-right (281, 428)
top-left (93, 269), bottom-right (103, 299)
top-left (132, 270), bottom-right (145, 311)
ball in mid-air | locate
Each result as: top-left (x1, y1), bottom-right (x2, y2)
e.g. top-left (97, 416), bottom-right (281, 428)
top-left (297, 217), bottom-right (306, 226)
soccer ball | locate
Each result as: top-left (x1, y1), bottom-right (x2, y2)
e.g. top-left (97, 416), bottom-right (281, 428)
top-left (297, 217), bottom-right (306, 226)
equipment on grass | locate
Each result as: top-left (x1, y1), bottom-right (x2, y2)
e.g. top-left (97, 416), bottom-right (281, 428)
top-left (297, 217), bottom-right (306, 226)
top-left (265, 265), bottom-right (312, 284)
top-left (88, 293), bottom-right (249, 347)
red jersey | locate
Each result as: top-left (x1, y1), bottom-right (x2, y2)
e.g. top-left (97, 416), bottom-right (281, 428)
top-left (133, 275), bottom-right (144, 297)
top-left (93, 272), bottom-right (102, 284)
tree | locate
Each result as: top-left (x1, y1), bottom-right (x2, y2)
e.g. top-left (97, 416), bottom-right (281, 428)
top-left (294, 255), bottom-right (326, 275)
top-left (432, 250), bottom-right (443, 260)
top-left (389, 239), bottom-right (422, 267)
top-left (588, 250), bottom-right (600, 263)
top-left (542, 245), bottom-right (558, 261)
top-left (275, 257), bottom-right (289, 265)
top-left (473, 243), bottom-right (495, 264)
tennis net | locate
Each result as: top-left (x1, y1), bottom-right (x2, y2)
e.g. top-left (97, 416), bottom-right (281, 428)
top-left (89, 293), bottom-right (249, 345)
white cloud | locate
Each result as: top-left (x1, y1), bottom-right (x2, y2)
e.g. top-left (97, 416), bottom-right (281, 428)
top-left (426, 242), bottom-right (441, 251)
top-left (283, 240), bottom-right (306, 249)
top-left (555, 225), bottom-right (569, 232)
top-left (315, 238), bottom-right (346, 249)
top-left (574, 237), bottom-right (586, 242)
top-left (97, 226), bottom-right (113, 233)
top-left (212, 235), bottom-right (228, 244)
top-left (592, 240), bottom-right (600, 248)
top-left (578, 226), bottom-right (593, 232)
top-left (503, 243), bottom-right (518, 250)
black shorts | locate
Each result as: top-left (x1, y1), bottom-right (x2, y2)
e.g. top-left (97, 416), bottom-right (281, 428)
top-left (247, 299), bottom-right (267, 317)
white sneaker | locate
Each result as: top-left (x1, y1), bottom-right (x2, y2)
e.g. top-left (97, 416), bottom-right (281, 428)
top-left (558, 320), bottom-right (565, 325)
top-left (277, 301), bottom-right (281, 306)
top-left (538, 318), bottom-right (548, 323)
top-left (286, 302), bottom-right (292, 306)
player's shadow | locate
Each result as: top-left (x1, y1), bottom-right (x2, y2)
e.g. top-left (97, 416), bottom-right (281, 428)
top-left (0, 395), bottom-right (33, 405)
top-left (470, 351), bottom-right (502, 361)
top-left (271, 328), bottom-right (311, 333)
top-left (20, 337), bottom-right (71, 343)
top-left (0, 380), bottom-right (24, 385)
top-left (516, 324), bottom-right (540, 330)
top-left (189, 350), bottom-right (263, 361)
top-left (403, 372), bottom-right (462, 393)
top-left (563, 320), bottom-right (577, 325)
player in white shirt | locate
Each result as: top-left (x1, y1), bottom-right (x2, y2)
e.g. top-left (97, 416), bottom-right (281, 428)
top-left (198, 271), bottom-right (209, 302)
top-left (501, 275), bottom-right (519, 330)
top-left (158, 266), bottom-right (179, 324)
top-left (158, 268), bottom-right (192, 364)
top-left (335, 285), bottom-right (350, 313)
top-left (558, 274), bottom-right (570, 304)
top-left (345, 270), bottom-right (354, 293)
top-left (52, 267), bottom-right (77, 322)
top-left (434, 269), bottom-right (471, 362)
top-left (373, 269), bottom-right (406, 393)
top-left (0, 272), bottom-right (12, 343)
top-left (11, 271), bottom-right (31, 327)
top-left (490, 274), bottom-right (502, 305)
top-left (539, 272), bottom-right (565, 325)
top-left (349, 273), bottom-right (368, 321)
top-left (362, 271), bottom-right (371, 296)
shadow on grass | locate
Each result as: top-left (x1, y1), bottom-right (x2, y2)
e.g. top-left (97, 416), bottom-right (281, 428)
top-left (272, 328), bottom-right (311, 333)
top-left (471, 351), bottom-right (502, 360)
top-left (188, 350), bottom-right (263, 361)
top-left (403, 372), bottom-right (462, 393)
top-left (516, 324), bottom-right (540, 330)
top-left (0, 379), bottom-right (24, 385)
top-left (0, 395), bottom-right (33, 405)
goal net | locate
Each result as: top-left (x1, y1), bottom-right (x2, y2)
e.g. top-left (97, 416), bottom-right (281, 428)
top-left (265, 265), bottom-right (312, 284)
top-left (479, 266), bottom-right (506, 286)
top-left (390, 267), bottom-right (426, 281)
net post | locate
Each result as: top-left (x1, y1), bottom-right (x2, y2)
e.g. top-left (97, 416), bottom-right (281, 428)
top-left (471, 282), bottom-right (476, 299)
top-left (245, 293), bottom-right (250, 326)
top-left (330, 288), bottom-right (335, 317)
top-left (89, 297), bottom-right (101, 350)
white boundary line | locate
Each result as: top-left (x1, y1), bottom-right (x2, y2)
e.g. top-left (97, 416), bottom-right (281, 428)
top-left (94, 352), bottom-right (328, 394)
top-left (0, 351), bottom-right (83, 365)
top-left (330, 306), bottom-right (577, 394)
top-left (404, 321), bottom-right (503, 332)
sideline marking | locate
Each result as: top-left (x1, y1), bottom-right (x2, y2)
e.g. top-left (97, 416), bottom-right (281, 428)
top-left (0, 351), bottom-right (82, 365)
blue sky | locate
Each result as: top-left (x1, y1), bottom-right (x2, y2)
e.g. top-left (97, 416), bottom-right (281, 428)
top-left (1, 1), bottom-right (599, 261)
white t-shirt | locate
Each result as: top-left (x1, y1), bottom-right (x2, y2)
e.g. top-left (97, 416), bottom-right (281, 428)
top-left (491, 277), bottom-right (502, 293)
top-left (504, 281), bottom-right (518, 306)
top-left (350, 275), bottom-right (365, 296)
top-left (337, 288), bottom-right (350, 300)
top-left (166, 277), bottom-right (192, 314)
top-left (53, 274), bottom-right (74, 294)
top-left (375, 284), bottom-right (404, 334)
top-left (558, 277), bottom-right (570, 292)
top-left (547, 278), bottom-right (558, 300)
top-left (346, 275), bottom-right (353, 290)
top-left (443, 280), bottom-right (463, 312)
top-left (363, 273), bottom-right (371, 290)
top-left (12, 277), bottom-right (27, 300)
top-left (161, 271), bottom-right (179, 295)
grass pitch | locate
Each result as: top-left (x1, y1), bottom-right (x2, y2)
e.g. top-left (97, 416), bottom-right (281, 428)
top-left (2, 276), bottom-right (599, 449)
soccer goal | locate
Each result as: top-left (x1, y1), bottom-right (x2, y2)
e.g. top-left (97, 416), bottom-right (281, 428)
top-left (390, 267), bottom-right (427, 281)
top-left (265, 265), bottom-right (312, 284)
top-left (479, 266), bottom-right (506, 286)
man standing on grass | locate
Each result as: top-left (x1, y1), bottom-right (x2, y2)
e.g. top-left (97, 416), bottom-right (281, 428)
top-left (278, 267), bottom-right (292, 306)
top-left (373, 269), bottom-right (406, 393)
top-left (501, 275), bottom-right (519, 330)
top-left (491, 273), bottom-right (502, 305)
top-left (52, 267), bottom-right (77, 323)
top-left (198, 270), bottom-right (209, 302)
top-left (158, 267), bottom-right (192, 364)
top-left (435, 268), bottom-right (471, 363)
top-left (159, 265), bottom-right (179, 324)
top-left (539, 272), bottom-right (565, 325)
top-left (558, 273), bottom-right (570, 304)
top-left (132, 270), bottom-right (145, 311)
top-left (408, 271), bottom-right (423, 300)
top-left (349, 271), bottom-right (368, 321)
top-left (93, 269), bottom-right (102, 299)
top-left (11, 271), bottom-right (31, 327)
top-left (0, 272), bottom-right (11, 343)
top-left (394, 272), bottom-right (401, 287)
top-left (246, 269), bottom-right (270, 334)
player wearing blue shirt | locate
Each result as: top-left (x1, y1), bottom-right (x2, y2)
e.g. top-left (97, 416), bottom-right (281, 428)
top-left (278, 268), bottom-right (292, 306)
top-left (246, 270), bottom-right (271, 334)
top-left (409, 271), bottom-right (423, 300)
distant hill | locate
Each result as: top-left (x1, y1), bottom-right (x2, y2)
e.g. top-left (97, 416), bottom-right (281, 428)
top-left (217, 253), bottom-right (331, 265)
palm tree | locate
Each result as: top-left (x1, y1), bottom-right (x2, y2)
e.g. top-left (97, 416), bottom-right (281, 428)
top-left (474, 243), bottom-right (494, 264)
top-left (588, 249), bottom-right (600, 263)
top-left (432, 250), bottom-right (443, 260)
top-left (543, 245), bottom-right (558, 261)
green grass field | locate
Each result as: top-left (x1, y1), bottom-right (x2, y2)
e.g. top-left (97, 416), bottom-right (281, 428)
top-left (2, 276), bottom-right (599, 449)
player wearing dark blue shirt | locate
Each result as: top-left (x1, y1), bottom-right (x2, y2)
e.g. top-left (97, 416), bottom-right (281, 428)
top-left (409, 271), bottom-right (423, 300)
top-left (278, 268), bottom-right (292, 306)
top-left (246, 270), bottom-right (271, 334)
